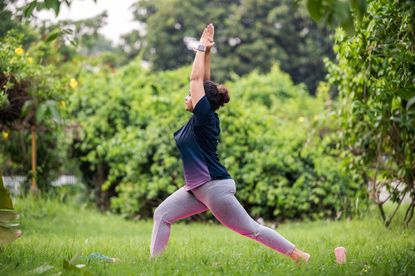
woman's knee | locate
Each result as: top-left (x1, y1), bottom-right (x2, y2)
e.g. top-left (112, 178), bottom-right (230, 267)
top-left (215, 208), bottom-right (263, 238)
top-left (153, 205), bottom-right (169, 224)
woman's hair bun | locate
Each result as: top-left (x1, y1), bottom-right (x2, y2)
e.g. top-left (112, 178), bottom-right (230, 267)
top-left (217, 84), bottom-right (230, 105)
top-left (203, 80), bottom-right (230, 110)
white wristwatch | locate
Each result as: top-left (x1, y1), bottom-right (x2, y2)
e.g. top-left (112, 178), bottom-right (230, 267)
top-left (194, 44), bottom-right (206, 52)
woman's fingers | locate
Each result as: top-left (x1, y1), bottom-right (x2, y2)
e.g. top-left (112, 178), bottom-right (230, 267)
top-left (205, 41), bottom-right (215, 50)
top-left (208, 24), bottom-right (214, 41)
top-left (202, 24), bottom-right (214, 36)
top-left (200, 24), bottom-right (215, 48)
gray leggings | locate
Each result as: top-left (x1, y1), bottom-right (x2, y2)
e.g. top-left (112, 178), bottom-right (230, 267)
top-left (150, 179), bottom-right (295, 257)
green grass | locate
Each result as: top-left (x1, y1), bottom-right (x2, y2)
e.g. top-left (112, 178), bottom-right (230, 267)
top-left (1, 197), bottom-right (414, 275)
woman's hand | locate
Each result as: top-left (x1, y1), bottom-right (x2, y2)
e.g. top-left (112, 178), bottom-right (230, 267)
top-left (199, 23), bottom-right (215, 50)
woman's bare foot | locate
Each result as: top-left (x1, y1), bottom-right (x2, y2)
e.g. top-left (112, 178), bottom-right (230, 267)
top-left (289, 248), bottom-right (310, 263)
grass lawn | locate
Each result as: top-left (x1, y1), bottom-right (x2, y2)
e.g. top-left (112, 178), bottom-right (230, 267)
top-left (0, 197), bottom-right (414, 275)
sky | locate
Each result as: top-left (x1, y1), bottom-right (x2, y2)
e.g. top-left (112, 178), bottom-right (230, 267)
top-left (35, 0), bottom-right (138, 45)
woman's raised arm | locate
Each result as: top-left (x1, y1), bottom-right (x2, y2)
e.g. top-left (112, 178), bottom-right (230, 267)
top-left (189, 24), bottom-right (215, 107)
top-left (204, 24), bottom-right (215, 81)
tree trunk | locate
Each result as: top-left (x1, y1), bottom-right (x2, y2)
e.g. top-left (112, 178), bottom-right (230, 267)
top-left (378, 203), bottom-right (386, 222)
top-left (31, 126), bottom-right (38, 193)
top-left (94, 163), bottom-right (108, 211)
top-left (385, 195), bottom-right (404, 227)
top-left (404, 199), bottom-right (414, 226)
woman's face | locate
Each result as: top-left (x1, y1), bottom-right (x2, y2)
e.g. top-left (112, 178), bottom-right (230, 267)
top-left (185, 90), bottom-right (193, 112)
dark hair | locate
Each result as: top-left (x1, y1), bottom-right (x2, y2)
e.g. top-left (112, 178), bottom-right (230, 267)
top-left (203, 80), bottom-right (230, 110)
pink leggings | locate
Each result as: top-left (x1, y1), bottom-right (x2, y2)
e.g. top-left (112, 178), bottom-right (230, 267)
top-left (150, 179), bottom-right (296, 257)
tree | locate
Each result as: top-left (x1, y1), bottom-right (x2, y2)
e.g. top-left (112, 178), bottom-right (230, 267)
top-left (305, 0), bottom-right (367, 34)
top-left (67, 58), bottom-right (364, 219)
top-left (125, 0), bottom-right (333, 93)
top-left (326, 0), bottom-right (415, 226)
top-left (0, 0), bottom-right (39, 45)
top-left (0, 32), bottom-right (72, 193)
top-left (22, 0), bottom-right (97, 18)
top-left (221, 0), bottom-right (333, 93)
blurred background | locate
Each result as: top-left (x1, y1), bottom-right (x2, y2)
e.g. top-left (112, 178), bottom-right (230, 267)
top-left (0, 0), bottom-right (413, 227)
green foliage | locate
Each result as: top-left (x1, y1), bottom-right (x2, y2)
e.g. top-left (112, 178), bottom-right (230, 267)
top-left (0, 90), bottom-right (9, 109)
top-left (3, 1), bottom-right (117, 61)
top-left (23, 0), bottom-right (97, 17)
top-left (221, 70), bottom-right (366, 220)
top-left (326, 0), bottom-right (415, 226)
top-left (0, 0), bottom-right (20, 37)
top-left (55, 11), bottom-right (117, 56)
top-left (49, 184), bottom-right (89, 205)
top-left (0, 32), bottom-right (73, 192)
top-left (125, 0), bottom-right (333, 93)
top-left (305, 0), bottom-right (367, 34)
top-left (0, 32), bottom-right (68, 126)
top-left (68, 57), bottom-right (364, 220)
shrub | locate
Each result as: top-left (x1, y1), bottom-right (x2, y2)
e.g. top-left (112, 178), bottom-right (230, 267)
top-left (69, 59), bottom-right (366, 221)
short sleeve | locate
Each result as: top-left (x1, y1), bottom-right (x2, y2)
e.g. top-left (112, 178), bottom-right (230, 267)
top-left (193, 96), bottom-right (212, 126)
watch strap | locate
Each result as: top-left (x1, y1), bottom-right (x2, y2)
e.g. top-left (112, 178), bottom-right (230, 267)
top-left (194, 44), bottom-right (206, 52)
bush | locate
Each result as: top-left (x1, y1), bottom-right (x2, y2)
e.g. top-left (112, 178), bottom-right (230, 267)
top-left (0, 31), bottom-right (75, 192)
top-left (326, 0), bottom-right (415, 226)
top-left (69, 58), bottom-right (366, 221)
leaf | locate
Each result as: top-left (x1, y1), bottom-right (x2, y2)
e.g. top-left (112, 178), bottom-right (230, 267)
top-left (0, 177), bottom-right (13, 209)
top-left (0, 209), bottom-right (19, 222)
top-left (29, 264), bottom-right (55, 274)
top-left (36, 100), bottom-right (60, 124)
top-left (306, 0), bottom-right (323, 22)
top-left (0, 221), bottom-right (19, 228)
top-left (46, 29), bottom-right (61, 43)
top-left (35, 102), bottom-right (49, 123)
top-left (350, 0), bottom-right (367, 20)
top-left (21, 100), bottom-right (34, 118)
top-left (24, 1), bottom-right (38, 17)
top-left (0, 178), bottom-right (21, 246)
top-left (63, 255), bottom-right (92, 275)
top-left (69, 251), bottom-right (82, 265)
top-left (83, 252), bottom-right (120, 263)
top-left (61, 28), bottom-right (73, 35)
top-left (335, 1), bottom-right (355, 35)
top-left (70, 39), bottom-right (78, 47)
top-left (340, 19), bottom-right (355, 36)
top-left (63, 259), bottom-right (77, 270)
top-left (407, 96), bottom-right (415, 110)
top-left (44, 0), bottom-right (60, 16)
top-left (0, 226), bottom-right (21, 245)
top-left (62, 251), bottom-right (90, 272)
top-left (398, 89), bottom-right (415, 101)
top-left (49, 103), bottom-right (62, 124)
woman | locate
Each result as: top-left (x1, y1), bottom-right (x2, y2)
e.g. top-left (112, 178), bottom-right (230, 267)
top-left (149, 24), bottom-right (310, 263)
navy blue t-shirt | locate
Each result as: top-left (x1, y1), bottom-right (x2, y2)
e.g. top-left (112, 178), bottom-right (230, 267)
top-left (174, 95), bottom-right (231, 190)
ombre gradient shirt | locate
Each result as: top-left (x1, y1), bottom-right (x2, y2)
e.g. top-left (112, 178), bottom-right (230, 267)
top-left (174, 95), bottom-right (231, 191)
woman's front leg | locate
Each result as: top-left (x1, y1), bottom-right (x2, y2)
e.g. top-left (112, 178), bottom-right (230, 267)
top-left (150, 187), bottom-right (208, 258)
